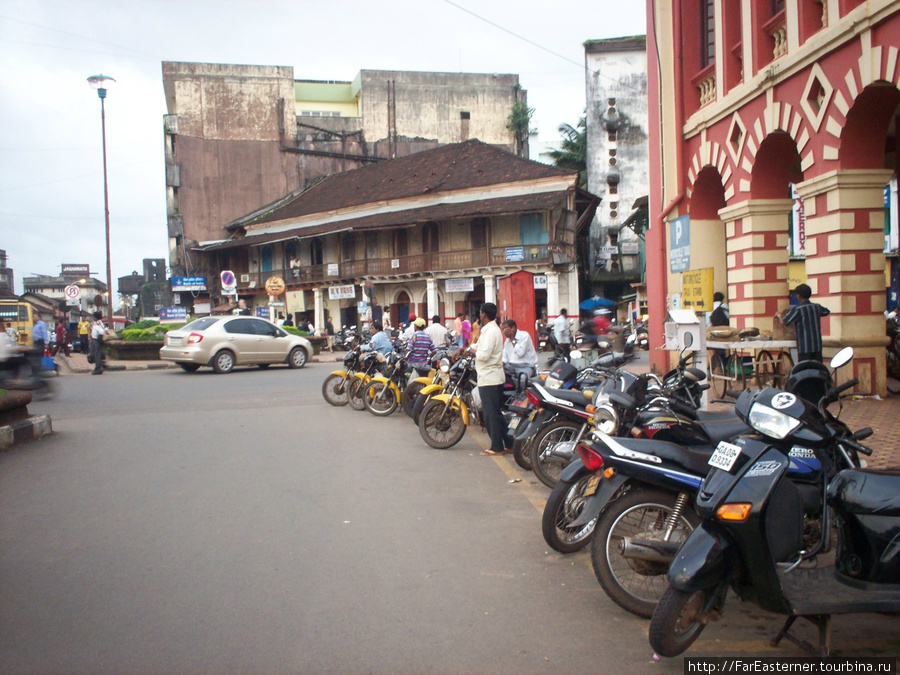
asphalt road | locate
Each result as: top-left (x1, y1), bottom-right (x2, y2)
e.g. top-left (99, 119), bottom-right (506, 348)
top-left (2, 363), bottom-right (899, 674)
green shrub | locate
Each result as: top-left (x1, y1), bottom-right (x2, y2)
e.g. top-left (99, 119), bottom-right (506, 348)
top-left (129, 319), bottom-right (160, 331)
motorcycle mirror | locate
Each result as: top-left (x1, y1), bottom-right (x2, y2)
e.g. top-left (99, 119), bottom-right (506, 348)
top-left (682, 331), bottom-right (694, 349)
top-left (829, 346), bottom-right (854, 370)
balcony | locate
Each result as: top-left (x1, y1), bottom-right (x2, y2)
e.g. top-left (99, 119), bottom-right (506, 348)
top-left (233, 244), bottom-right (559, 291)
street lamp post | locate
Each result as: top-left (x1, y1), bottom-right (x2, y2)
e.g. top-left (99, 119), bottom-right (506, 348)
top-left (87, 74), bottom-right (116, 328)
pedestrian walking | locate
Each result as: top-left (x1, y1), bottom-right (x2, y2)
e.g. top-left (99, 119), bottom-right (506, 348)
top-left (89, 311), bottom-right (109, 375)
top-left (324, 316), bottom-right (335, 352)
top-left (552, 308), bottom-right (572, 357)
top-left (52, 321), bottom-right (70, 356)
top-left (779, 284), bottom-right (830, 363)
top-left (29, 312), bottom-right (49, 376)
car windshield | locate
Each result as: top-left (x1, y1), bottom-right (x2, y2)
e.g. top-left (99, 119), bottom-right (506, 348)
top-left (181, 317), bottom-right (220, 331)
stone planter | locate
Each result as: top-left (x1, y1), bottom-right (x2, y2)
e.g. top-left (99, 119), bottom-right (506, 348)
top-left (0, 389), bottom-right (32, 425)
top-left (104, 339), bottom-right (163, 360)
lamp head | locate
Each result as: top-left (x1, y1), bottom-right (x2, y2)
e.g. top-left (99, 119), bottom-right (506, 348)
top-left (87, 74), bottom-right (116, 99)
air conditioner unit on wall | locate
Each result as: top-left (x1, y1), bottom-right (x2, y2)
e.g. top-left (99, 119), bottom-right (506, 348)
top-left (240, 274), bottom-right (250, 283)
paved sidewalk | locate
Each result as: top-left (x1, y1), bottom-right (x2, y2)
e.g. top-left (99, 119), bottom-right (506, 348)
top-left (40, 350), bottom-right (900, 469)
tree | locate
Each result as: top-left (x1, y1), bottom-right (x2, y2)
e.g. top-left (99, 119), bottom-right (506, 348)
top-left (547, 117), bottom-right (587, 188)
top-left (506, 97), bottom-right (535, 158)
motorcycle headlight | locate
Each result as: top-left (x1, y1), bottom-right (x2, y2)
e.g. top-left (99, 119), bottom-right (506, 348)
top-left (440, 357), bottom-right (451, 373)
top-left (748, 403), bottom-right (800, 440)
top-left (545, 375), bottom-right (563, 389)
top-left (593, 403), bottom-right (619, 435)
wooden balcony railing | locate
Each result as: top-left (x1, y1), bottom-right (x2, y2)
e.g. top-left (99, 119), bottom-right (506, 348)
top-left (233, 244), bottom-right (557, 291)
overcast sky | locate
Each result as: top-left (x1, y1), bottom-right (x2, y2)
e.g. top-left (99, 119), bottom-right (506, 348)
top-left (0, 0), bottom-right (646, 297)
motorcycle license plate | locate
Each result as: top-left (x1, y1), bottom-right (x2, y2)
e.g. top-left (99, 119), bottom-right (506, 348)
top-left (508, 416), bottom-right (521, 431)
top-left (709, 441), bottom-right (742, 472)
top-left (583, 475), bottom-right (602, 496)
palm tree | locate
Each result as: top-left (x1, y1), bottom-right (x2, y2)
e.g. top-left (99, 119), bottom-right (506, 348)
top-left (547, 117), bottom-right (587, 187)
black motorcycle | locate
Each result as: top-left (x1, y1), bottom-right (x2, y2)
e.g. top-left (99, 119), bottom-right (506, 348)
top-left (649, 347), bottom-right (890, 658)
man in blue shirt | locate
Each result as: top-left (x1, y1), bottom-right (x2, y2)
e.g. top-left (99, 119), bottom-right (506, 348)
top-left (30, 311), bottom-right (50, 375)
top-left (359, 320), bottom-right (393, 357)
top-left (780, 284), bottom-right (830, 363)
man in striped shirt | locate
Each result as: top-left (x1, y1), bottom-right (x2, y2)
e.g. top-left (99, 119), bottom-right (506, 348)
top-left (781, 284), bottom-right (830, 363)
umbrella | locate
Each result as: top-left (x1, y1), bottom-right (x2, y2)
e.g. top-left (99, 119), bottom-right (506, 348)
top-left (579, 296), bottom-right (615, 311)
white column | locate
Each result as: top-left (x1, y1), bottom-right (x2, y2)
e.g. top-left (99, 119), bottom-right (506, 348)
top-left (547, 271), bottom-right (560, 318)
top-left (426, 278), bottom-right (439, 320)
top-left (313, 287), bottom-right (324, 334)
top-left (483, 274), bottom-right (496, 305)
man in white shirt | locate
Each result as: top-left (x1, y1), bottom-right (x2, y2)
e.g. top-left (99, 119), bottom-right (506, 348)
top-left (425, 314), bottom-right (451, 349)
top-left (552, 308), bottom-right (572, 356)
top-left (501, 319), bottom-right (538, 377)
top-left (465, 302), bottom-right (505, 456)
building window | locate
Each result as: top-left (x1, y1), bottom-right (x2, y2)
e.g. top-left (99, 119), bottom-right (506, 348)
top-left (519, 213), bottom-right (548, 245)
top-left (365, 232), bottom-right (379, 259)
top-left (394, 230), bottom-right (408, 258)
top-left (470, 218), bottom-right (488, 249)
top-left (701, 0), bottom-right (715, 68)
top-left (422, 222), bottom-right (439, 253)
top-left (311, 238), bottom-right (324, 266)
top-left (342, 234), bottom-right (357, 262)
top-left (260, 246), bottom-right (273, 272)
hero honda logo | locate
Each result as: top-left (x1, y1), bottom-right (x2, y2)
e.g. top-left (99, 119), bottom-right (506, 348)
top-left (771, 392), bottom-right (797, 410)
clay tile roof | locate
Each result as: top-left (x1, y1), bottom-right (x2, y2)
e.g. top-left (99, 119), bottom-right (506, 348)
top-left (232, 139), bottom-right (573, 229)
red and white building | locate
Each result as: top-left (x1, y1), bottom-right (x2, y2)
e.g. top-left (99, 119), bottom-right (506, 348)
top-left (647, 0), bottom-right (900, 394)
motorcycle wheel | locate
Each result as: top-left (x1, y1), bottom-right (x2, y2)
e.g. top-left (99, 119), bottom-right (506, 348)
top-left (321, 373), bottom-right (350, 407)
top-left (347, 378), bottom-right (367, 411)
top-left (529, 421), bottom-right (581, 488)
top-left (512, 437), bottom-right (533, 470)
top-left (419, 399), bottom-right (466, 449)
top-left (541, 473), bottom-right (598, 553)
top-left (412, 392), bottom-right (433, 426)
top-left (402, 380), bottom-right (426, 418)
top-left (591, 488), bottom-right (699, 618)
top-left (364, 381), bottom-right (398, 416)
top-left (649, 587), bottom-right (713, 657)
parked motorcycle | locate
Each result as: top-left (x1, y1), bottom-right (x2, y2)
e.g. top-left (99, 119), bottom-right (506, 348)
top-left (347, 350), bottom-right (386, 411)
top-left (649, 347), bottom-right (885, 658)
top-left (363, 346), bottom-right (411, 416)
top-left (321, 348), bottom-right (363, 406)
top-left (401, 348), bottom-right (450, 420)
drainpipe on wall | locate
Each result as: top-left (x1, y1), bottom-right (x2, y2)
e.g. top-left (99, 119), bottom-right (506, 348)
top-left (647, 0), bottom-right (686, 373)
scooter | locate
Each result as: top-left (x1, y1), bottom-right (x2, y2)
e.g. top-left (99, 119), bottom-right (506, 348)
top-left (649, 347), bottom-right (891, 658)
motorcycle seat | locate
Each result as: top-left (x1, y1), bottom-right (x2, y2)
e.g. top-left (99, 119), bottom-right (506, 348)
top-left (604, 436), bottom-right (717, 476)
top-left (550, 388), bottom-right (594, 405)
top-left (694, 410), bottom-right (740, 422)
top-left (694, 420), bottom-right (749, 445)
top-left (827, 468), bottom-right (900, 516)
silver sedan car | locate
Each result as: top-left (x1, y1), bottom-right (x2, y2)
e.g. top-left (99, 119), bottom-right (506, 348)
top-left (160, 316), bottom-right (312, 373)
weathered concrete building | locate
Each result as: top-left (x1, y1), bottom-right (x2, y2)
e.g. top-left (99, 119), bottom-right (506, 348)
top-left (584, 36), bottom-right (649, 312)
top-left (162, 62), bottom-right (527, 279)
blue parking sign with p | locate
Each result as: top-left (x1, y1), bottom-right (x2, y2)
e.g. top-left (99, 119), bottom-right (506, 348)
top-left (670, 215), bottom-right (690, 273)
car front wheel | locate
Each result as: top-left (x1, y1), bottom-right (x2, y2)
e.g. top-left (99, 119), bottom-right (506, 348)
top-left (213, 350), bottom-right (235, 374)
top-left (288, 346), bottom-right (308, 369)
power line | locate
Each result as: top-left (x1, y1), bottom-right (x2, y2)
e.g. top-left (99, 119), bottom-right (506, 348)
top-left (0, 14), bottom-right (160, 59)
top-left (440, 0), bottom-right (643, 92)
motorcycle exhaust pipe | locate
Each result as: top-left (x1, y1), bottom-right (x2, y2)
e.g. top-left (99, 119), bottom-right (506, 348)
top-left (619, 537), bottom-right (682, 563)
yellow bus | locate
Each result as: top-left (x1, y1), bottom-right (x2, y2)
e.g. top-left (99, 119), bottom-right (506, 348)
top-left (0, 301), bottom-right (36, 347)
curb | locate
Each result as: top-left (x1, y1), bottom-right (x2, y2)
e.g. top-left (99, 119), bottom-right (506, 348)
top-left (0, 415), bottom-right (53, 451)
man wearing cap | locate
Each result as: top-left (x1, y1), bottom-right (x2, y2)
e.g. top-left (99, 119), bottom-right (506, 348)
top-left (402, 313), bottom-right (417, 341)
top-left (779, 284), bottom-right (830, 363)
top-left (408, 317), bottom-right (434, 370)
